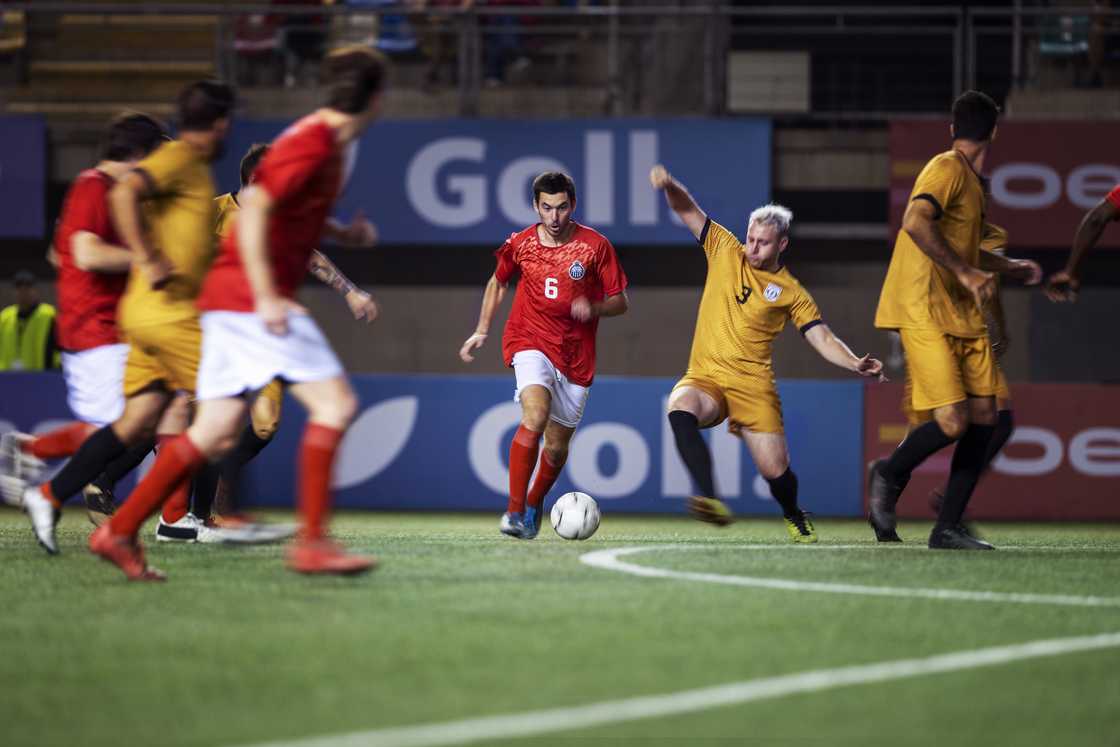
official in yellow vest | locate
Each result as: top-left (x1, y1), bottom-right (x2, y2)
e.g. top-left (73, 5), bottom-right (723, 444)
top-left (0, 270), bottom-right (60, 371)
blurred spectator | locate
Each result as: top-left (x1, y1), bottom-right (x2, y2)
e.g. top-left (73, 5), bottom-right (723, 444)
top-left (0, 270), bottom-right (60, 372)
top-left (233, 12), bottom-right (282, 86)
top-left (479, 0), bottom-right (539, 86)
top-left (274, 0), bottom-right (330, 86)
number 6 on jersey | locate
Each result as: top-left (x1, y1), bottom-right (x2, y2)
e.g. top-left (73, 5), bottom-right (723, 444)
top-left (544, 277), bottom-right (558, 299)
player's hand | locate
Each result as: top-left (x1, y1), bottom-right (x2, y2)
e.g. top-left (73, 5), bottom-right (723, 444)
top-left (459, 332), bottom-right (487, 363)
top-left (570, 296), bottom-right (594, 322)
top-left (1009, 258), bottom-right (1043, 285)
top-left (854, 354), bottom-right (888, 382)
top-left (649, 164), bottom-right (672, 190)
top-left (1044, 270), bottom-right (1080, 303)
top-left (257, 296), bottom-right (294, 336)
top-left (340, 210), bottom-right (378, 248)
top-left (958, 267), bottom-right (996, 308)
top-left (139, 253), bottom-right (174, 290)
top-left (345, 289), bottom-right (379, 323)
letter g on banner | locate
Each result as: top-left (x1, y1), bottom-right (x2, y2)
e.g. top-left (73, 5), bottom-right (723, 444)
top-left (406, 137), bottom-right (486, 228)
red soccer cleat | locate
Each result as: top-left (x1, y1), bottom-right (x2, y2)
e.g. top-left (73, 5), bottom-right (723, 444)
top-left (286, 539), bottom-right (377, 576)
top-left (89, 525), bottom-right (167, 582)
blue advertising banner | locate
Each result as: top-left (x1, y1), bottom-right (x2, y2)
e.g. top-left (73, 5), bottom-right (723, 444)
top-left (0, 116), bottom-right (46, 238)
top-left (214, 118), bottom-right (771, 245)
top-left (0, 373), bottom-right (863, 517)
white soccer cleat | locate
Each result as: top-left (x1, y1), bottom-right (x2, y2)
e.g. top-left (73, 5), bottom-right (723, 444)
top-left (23, 485), bottom-right (60, 555)
top-left (155, 513), bottom-right (203, 543)
top-left (0, 432), bottom-right (44, 507)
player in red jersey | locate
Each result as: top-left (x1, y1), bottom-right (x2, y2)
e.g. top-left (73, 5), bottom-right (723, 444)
top-left (459, 171), bottom-right (629, 539)
top-left (0, 114), bottom-right (167, 522)
top-left (88, 46), bottom-right (387, 580)
top-left (1044, 184), bottom-right (1120, 302)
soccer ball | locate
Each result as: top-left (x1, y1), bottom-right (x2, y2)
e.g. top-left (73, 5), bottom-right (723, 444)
top-left (550, 491), bottom-right (600, 540)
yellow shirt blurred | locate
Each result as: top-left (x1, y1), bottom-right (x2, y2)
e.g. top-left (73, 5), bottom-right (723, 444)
top-left (118, 140), bottom-right (216, 328)
top-left (688, 220), bottom-right (822, 376)
top-left (875, 150), bottom-right (987, 338)
top-left (213, 191), bottom-right (239, 240)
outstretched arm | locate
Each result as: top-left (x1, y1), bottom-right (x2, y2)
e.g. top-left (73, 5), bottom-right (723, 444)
top-left (903, 198), bottom-right (995, 308)
top-left (1045, 197), bottom-right (1119, 302)
top-left (308, 250), bottom-right (378, 323)
top-left (649, 164), bottom-right (707, 241)
top-left (978, 250), bottom-right (1041, 285)
top-left (459, 273), bottom-right (508, 363)
top-left (803, 324), bottom-right (886, 381)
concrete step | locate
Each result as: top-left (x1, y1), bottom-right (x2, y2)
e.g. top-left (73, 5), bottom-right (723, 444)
top-left (29, 60), bottom-right (215, 76)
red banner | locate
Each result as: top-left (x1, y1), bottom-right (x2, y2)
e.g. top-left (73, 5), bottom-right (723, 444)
top-left (889, 120), bottom-right (1120, 249)
top-left (864, 382), bottom-right (1120, 520)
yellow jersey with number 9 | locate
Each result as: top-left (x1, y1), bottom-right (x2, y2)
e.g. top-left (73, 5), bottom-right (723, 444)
top-left (118, 140), bottom-right (216, 329)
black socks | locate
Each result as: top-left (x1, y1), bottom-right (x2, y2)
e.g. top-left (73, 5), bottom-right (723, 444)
top-left (766, 467), bottom-right (800, 517)
top-left (668, 410), bottom-right (716, 499)
top-left (49, 426), bottom-right (126, 503)
top-left (92, 439), bottom-right (154, 495)
top-left (938, 424), bottom-right (996, 526)
top-left (984, 409), bottom-right (1014, 468)
top-left (882, 420), bottom-right (955, 485)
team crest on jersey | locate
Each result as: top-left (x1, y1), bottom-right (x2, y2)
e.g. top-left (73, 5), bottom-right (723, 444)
top-left (764, 283), bottom-right (783, 302)
top-left (568, 260), bottom-right (586, 280)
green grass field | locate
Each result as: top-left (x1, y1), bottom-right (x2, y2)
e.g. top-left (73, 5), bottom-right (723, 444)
top-left (1, 509), bottom-right (1118, 747)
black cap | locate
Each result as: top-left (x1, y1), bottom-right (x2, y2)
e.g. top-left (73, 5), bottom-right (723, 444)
top-left (13, 270), bottom-right (36, 287)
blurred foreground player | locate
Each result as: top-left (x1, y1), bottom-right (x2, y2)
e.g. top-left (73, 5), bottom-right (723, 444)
top-left (650, 164), bottom-right (884, 543)
top-left (91, 47), bottom-right (388, 579)
top-left (460, 171), bottom-right (629, 539)
top-left (1045, 183), bottom-right (1120, 302)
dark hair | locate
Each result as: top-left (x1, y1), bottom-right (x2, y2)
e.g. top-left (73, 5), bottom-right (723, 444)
top-left (324, 45), bottom-right (388, 114)
top-left (951, 90), bottom-right (1000, 142)
top-left (13, 269), bottom-right (36, 287)
top-left (177, 79), bottom-right (236, 132)
top-left (100, 112), bottom-right (167, 162)
top-left (240, 143), bottom-right (270, 187)
top-left (532, 172), bottom-right (577, 204)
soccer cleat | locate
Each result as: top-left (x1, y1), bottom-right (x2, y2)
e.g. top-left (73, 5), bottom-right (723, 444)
top-left (499, 511), bottom-right (524, 538)
top-left (211, 513), bottom-right (297, 544)
top-left (23, 485), bottom-right (60, 555)
top-left (928, 523), bottom-right (994, 550)
top-left (156, 513), bottom-right (202, 543)
top-left (866, 459), bottom-right (903, 542)
top-left (89, 524), bottom-right (166, 581)
top-left (687, 496), bottom-right (733, 526)
top-left (927, 487), bottom-right (984, 539)
top-left (520, 506), bottom-right (543, 540)
top-left (286, 539), bottom-right (377, 575)
top-left (82, 484), bottom-right (117, 527)
top-left (0, 432), bottom-right (45, 507)
top-left (784, 511), bottom-right (818, 544)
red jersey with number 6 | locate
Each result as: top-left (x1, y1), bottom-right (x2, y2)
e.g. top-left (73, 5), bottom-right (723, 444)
top-left (54, 169), bottom-right (128, 351)
top-left (495, 222), bottom-right (627, 387)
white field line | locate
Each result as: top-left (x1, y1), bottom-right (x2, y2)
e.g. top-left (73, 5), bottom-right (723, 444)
top-left (579, 545), bottom-right (1120, 608)
top-left (246, 631), bottom-right (1120, 747)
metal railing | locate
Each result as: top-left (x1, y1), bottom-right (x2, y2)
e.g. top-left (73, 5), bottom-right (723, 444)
top-left (5, 3), bottom-right (1120, 119)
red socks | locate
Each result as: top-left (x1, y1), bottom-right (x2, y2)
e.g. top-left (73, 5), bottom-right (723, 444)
top-left (299, 423), bottom-right (344, 541)
top-left (23, 422), bottom-right (95, 460)
top-left (527, 450), bottom-right (565, 509)
top-left (508, 425), bottom-right (541, 514)
top-left (111, 435), bottom-right (204, 537)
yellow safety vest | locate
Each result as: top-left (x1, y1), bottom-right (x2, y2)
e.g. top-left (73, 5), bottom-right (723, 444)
top-left (0, 303), bottom-right (58, 371)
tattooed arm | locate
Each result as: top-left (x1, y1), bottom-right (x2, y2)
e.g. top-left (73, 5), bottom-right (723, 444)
top-left (307, 250), bottom-right (379, 323)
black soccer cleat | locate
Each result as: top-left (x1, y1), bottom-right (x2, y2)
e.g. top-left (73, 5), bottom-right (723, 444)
top-left (866, 459), bottom-right (903, 542)
top-left (82, 484), bottom-right (117, 528)
top-left (928, 523), bottom-right (994, 550)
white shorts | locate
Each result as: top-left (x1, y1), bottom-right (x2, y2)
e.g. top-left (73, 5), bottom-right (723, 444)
top-left (512, 349), bottom-right (590, 428)
top-left (60, 344), bottom-right (128, 426)
top-left (197, 311), bottom-right (344, 401)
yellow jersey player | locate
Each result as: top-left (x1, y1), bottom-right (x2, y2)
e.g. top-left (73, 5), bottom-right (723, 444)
top-left (650, 164), bottom-right (885, 543)
top-left (22, 81), bottom-right (234, 562)
top-left (195, 142), bottom-right (377, 532)
top-left (869, 90), bottom-right (1041, 550)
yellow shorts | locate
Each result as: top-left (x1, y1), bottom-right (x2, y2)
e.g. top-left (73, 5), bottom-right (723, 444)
top-left (899, 328), bottom-right (999, 414)
top-left (250, 379), bottom-right (285, 437)
top-left (672, 368), bottom-right (784, 434)
top-left (121, 316), bottom-right (201, 397)
top-left (902, 362), bottom-right (1010, 425)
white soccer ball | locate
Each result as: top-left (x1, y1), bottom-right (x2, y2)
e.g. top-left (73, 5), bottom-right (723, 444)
top-left (550, 491), bottom-right (600, 540)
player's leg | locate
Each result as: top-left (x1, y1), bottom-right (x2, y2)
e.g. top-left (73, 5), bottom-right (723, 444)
top-left (285, 375), bottom-right (374, 573)
top-left (156, 392), bottom-right (209, 541)
top-left (504, 351), bottom-right (554, 537)
top-left (667, 380), bottom-right (721, 515)
top-left (210, 379), bottom-right (283, 519)
top-left (741, 430), bottom-right (816, 543)
top-left (91, 396), bottom-right (247, 579)
top-left (22, 385), bottom-right (170, 555)
top-left (522, 420), bottom-right (574, 539)
top-left (867, 329), bottom-right (965, 542)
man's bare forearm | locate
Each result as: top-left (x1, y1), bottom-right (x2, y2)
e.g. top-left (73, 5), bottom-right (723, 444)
top-left (473, 275), bottom-right (506, 335)
top-left (663, 178), bottom-right (699, 216)
top-left (308, 250), bottom-right (357, 297)
top-left (978, 250), bottom-right (1019, 276)
top-left (905, 219), bottom-right (971, 276)
top-left (1066, 204), bottom-right (1112, 276)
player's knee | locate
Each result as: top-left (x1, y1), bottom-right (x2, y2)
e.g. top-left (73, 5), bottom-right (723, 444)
top-left (543, 445), bottom-right (568, 467)
top-left (520, 408), bottom-right (549, 432)
top-left (251, 417), bottom-right (280, 441)
top-left (757, 457), bottom-right (789, 481)
top-left (934, 412), bottom-right (968, 440)
top-left (332, 388), bottom-right (360, 427)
